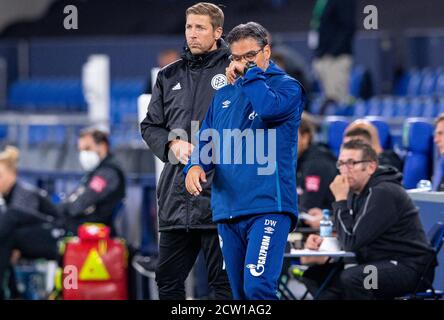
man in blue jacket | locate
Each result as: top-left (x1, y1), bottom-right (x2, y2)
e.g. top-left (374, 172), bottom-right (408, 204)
top-left (184, 22), bottom-right (305, 299)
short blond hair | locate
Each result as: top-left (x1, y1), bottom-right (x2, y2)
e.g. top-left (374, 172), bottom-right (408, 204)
top-left (0, 145), bottom-right (19, 172)
top-left (435, 113), bottom-right (444, 127)
top-left (186, 2), bottom-right (224, 30)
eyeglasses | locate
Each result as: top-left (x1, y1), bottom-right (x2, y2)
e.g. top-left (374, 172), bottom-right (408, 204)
top-left (229, 47), bottom-right (264, 62)
top-left (336, 159), bottom-right (372, 170)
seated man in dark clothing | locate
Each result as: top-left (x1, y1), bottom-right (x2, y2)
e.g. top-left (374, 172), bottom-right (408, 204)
top-left (0, 146), bottom-right (61, 299)
top-left (343, 121), bottom-right (403, 172)
top-left (297, 113), bottom-right (337, 228)
top-left (0, 129), bottom-right (126, 299)
top-left (433, 114), bottom-right (444, 191)
top-left (302, 140), bottom-right (436, 299)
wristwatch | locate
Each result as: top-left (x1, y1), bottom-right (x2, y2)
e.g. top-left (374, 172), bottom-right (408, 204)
top-left (243, 61), bottom-right (257, 75)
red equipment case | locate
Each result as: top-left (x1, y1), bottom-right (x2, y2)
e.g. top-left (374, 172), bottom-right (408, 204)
top-left (62, 223), bottom-right (128, 300)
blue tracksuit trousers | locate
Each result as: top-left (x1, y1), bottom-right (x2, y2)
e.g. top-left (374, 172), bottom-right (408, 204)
top-left (217, 213), bottom-right (291, 300)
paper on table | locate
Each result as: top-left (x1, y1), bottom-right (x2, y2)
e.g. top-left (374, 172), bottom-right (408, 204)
top-left (319, 237), bottom-right (341, 251)
top-left (289, 248), bottom-right (350, 255)
top-left (298, 212), bottom-right (317, 222)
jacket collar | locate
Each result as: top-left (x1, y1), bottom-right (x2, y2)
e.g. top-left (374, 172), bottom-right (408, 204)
top-left (182, 38), bottom-right (229, 69)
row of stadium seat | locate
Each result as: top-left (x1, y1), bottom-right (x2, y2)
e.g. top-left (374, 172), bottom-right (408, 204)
top-left (353, 96), bottom-right (444, 118)
top-left (323, 117), bottom-right (435, 189)
top-left (0, 116), bottom-right (435, 189)
top-left (8, 79), bottom-right (86, 111)
top-left (7, 79), bottom-right (144, 124)
top-left (0, 123), bottom-right (143, 148)
top-left (394, 67), bottom-right (444, 97)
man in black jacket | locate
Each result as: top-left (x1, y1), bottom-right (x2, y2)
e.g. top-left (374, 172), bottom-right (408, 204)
top-left (297, 113), bottom-right (337, 228)
top-left (59, 128), bottom-right (126, 234)
top-left (433, 114), bottom-right (444, 191)
top-left (303, 140), bottom-right (436, 299)
top-left (140, 2), bottom-right (231, 300)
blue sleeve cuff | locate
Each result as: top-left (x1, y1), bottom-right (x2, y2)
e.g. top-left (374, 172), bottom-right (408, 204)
top-left (241, 67), bottom-right (265, 85)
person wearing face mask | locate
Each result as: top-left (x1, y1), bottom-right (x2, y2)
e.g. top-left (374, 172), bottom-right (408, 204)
top-left (0, 146), bottom-right (61, 299)
top-left (58, 128), bottom-right (126, 234)
top-left (0, 129), bottom-right (125, 299)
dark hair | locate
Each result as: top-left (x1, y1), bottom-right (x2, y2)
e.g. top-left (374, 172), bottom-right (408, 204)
top-left (341, 139), bottom-right (378, 164)
top-left (186, 2), bottom-right (224, 30)
top-left (226, 22), bottom-right (269, 48)
top-left (299, 113), bottom-right (315, 143)
top-left (79, 127), bottom-right (109, 147)
top-left (344, 127), bottom-right (372, 143)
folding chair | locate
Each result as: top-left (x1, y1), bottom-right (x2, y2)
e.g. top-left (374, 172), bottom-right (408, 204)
top-left (403, 222), bottom-right (444, 299)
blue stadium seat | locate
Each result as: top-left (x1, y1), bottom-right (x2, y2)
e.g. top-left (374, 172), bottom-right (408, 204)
top-left (380, 96), bottom-right (396, 118)
top-left (8, 78), bottom-right (86, 112)
top-left (365, 116), bottom-right (392, 149)
top-left (435, 68), bottom-right (444, 96)
top-left (422, 97), bottom-right (438, 118)
top-left (110, 79), bottom-right (144, 125)
top-left (409, 97), bottom-right (424, 117)
top-left (323, 117), bottom-right (349, 157)
top-left (366, 97), bottom-right (382, 116)
top-left (393, 97), bottom-right (409, 117)
top-left (393, 72), bottom-right (410, 96)
top-left (419, 68), bottom-right (438, 96)
top-left (437, 97), bottom-right (444, 115)
top-left (406, 69), bottom-right (423, 96)
top-left (402, 119), bottom-right (434, 189)
top-left (353, 99), bottom-right (368, 117)
top-left (349, 65), bottom-right (366, 98)
top-left (28, 125), bottom-right (67, 146)
top-left (0, 124), bottom-right (8, 140)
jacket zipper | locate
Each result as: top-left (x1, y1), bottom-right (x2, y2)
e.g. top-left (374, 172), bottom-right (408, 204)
top-left (186, 63), bottom-right (205, 231)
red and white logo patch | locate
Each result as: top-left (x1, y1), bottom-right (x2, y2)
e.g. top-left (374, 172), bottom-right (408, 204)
top-left (305, 176), bottom-right (321, 192)
top-left (89, 176), bottom-right (108, 193)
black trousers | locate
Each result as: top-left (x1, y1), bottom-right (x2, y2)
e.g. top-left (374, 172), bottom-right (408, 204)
top-left (302, 260), bottom-right (435, 300)
top-left (0, 222), bottom-right (59, 299)
top-left (155, 229), bottom-right (232, 300)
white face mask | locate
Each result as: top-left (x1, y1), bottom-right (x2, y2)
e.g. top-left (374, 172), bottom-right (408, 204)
top-left (79, 150), bottom-right (101, 171)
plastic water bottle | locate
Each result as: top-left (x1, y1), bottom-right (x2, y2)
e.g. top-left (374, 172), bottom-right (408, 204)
top-left (320, 209), bottom-right (333, 238)
top-left (416, 179), bottom-right (432, 191)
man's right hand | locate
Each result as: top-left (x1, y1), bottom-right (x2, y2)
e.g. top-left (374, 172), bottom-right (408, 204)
top-left (301, 234), bottom-right (328, 265)
top-left (185, 166), bottom-right (207, 196)
top-left (225, 61), bottom-right (246, 84)
top-left (169, 140), bottom-right (194, 165)
top-left (305, 234), bottom-right (323, 250)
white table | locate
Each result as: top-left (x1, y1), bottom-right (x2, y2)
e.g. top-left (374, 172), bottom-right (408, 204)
top-left (282, 249), bottom-right (356, 299)
top-left (285, 249), bottom-right (356, 258)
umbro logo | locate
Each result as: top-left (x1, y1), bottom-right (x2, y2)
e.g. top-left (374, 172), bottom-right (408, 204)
top-left (172, 82), bottom-right (181, 91)
top-left (222, 100), bottom-right (231, 108)
top-left (264, 226), bottom-right (274, 235)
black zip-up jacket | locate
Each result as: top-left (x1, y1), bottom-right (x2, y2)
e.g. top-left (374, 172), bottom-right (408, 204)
top-left (59, 154), bottom-right (126, 233)
top-left (333, 166), bottom-right (436, 272)
top-left (0, 181), bottom-right (59, 239)
top-left (297, 143), bottom-right (337, 212)
top-left (140, 40), bottom-right (230, 231)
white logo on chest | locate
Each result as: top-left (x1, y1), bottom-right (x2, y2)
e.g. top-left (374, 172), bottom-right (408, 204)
top-left (222, 100), bottom-right (231, 108)
top-left (211, 74), bottom-right (227, 90)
